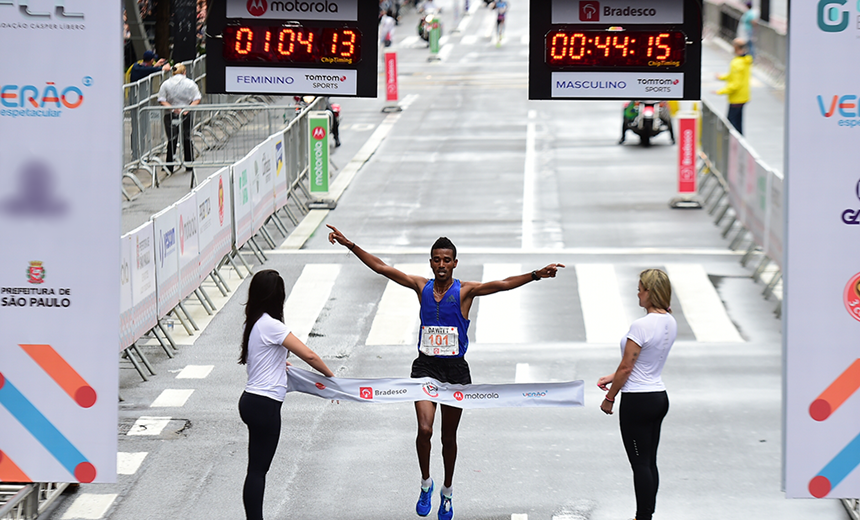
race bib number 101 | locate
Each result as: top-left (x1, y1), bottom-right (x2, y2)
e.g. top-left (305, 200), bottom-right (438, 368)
top-left (420, 326), bottom-right (459, 356)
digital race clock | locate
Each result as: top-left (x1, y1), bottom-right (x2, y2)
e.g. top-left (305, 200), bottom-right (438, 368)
top-left (545, 30), bottom-right (686, 68)
top-left (206, 0), bottom-right (377, 97)
top-left (223, 25), bottom-right (362, 65)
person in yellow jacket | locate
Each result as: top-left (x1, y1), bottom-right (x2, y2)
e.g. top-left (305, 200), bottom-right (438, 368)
top-left (715, 38), bottom-right (753, 134)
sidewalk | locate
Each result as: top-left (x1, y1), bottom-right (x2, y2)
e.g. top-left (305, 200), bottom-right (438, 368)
top-left (699, 35), bottom-right (786, 174)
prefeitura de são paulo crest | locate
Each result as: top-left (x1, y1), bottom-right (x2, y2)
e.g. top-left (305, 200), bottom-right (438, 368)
top-left (27, 261), bottom-right (46, 284)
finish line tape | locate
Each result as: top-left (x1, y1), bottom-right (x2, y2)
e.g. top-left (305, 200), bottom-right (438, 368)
top-left (286, 367), bottom-right (585, 409)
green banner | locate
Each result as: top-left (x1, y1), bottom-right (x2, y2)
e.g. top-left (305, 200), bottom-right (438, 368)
top-left (429, 17), bottom-right (441, 54)
top-left (308, 112), bottom-right (330, 193)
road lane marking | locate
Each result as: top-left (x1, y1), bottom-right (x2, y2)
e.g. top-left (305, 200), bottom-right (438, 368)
top-left (61, 494), bottom-right (117, 519)
top-left (665, 263), bottom-right (744, 342)
top-left (475, 264), bottom-right (525, 343)
top-left (512, 515), bottom-right (528, 520)
top-left (175, 365), bottom-right (213, 379)
top-left (514, 363), bottom-right (532, 383)
top-left (523, 110), bottom-right (536, 249)
top-left (127, 417), bottom-right (171, 436)
top-left (366, 264), bottom-right (427, 345)
top-left (576, 264), bottom-right (629, 343)
top-left (117, 452), bottom-right (147, 475)
top-left (285, 264), bottom-right (341, 343)
top-left (461, 34), bottom-right (478, 45)
top-left (150, 389), bottom-right (194, 408)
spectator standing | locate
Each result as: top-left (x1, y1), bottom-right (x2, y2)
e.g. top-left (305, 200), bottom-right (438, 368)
top-left (736, 0), bottom-right (759, 57)
top-left (129, 50), bottom-right (169, 83)
top-left (715, 38), bottom-right (753, 135)
top-left (157, 63), bottom-right (201, 175)
top-left (380, 8), bottom-right (396, 48)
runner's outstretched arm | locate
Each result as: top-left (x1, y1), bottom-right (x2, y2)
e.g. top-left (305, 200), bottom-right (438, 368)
top-left (327, 224), bottom-right (426, 293)
top-left (463, 263), bottom-right (565, 299)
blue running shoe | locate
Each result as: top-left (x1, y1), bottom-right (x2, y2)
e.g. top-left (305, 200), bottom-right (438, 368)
top-left (437, 491), bottom-right (453, 520)
top-left (416, 480), bottom-right (433, 517)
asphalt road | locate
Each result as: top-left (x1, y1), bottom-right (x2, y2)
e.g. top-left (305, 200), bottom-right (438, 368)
top-left (43, 2), bottom-right (846, 520)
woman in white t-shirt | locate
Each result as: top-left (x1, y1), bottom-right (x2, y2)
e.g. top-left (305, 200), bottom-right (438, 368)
top-left (597, 269), bottom-right (676, 520)
top-left (238, 269), bottom-right (335, 520)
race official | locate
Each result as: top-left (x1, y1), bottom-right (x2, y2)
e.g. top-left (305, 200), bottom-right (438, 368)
top-left (157, 63), bottom-right (201, 174)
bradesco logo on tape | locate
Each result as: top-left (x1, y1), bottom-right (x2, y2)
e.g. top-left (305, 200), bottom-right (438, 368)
top-left (817, 94), bottom-right (860, 127)
top-left (228, 0), bottom-right (357, 21)
top-left (0, 78), bottom-right (90, 119)
top-left (552, 0), bottom-right (682, 24)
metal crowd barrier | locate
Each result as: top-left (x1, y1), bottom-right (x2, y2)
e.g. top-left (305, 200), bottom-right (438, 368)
top-left (703, 0), bottom-right (786, 85)
top-left (0, 483), bottom-right (67, 520)
top-left (697, 99), bottom-right (784, 316)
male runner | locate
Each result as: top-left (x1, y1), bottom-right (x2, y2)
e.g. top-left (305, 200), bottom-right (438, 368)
top-left (327, 224), bottom-right (564, 520)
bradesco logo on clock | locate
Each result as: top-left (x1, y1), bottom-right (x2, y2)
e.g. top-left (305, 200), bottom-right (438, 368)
top-left (228, 0), bottom-right (357, 21)
top-left (552, 0), bottom-right (683, 24)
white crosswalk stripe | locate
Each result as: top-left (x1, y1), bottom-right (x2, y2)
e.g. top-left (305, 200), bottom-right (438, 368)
top-left (576, 264), bottom-right (629, 344)
top-left (285, 263), bottom-right (341, 343)
top-left (665, 263), bottom-right (744, 342)
top-left (475, 264), bottom-right (526, 343)
top-left (366, 264), bottom-right (428, 345)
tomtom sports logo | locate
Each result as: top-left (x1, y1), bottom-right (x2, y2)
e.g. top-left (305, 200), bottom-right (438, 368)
top-left (0, 80), bottom-right (89, 119)
top-left (312, 126), bottom-right (326, 140)
top-left (817, 0), bottom-right (851, 32)
top-left (422, 382), bottom-right (439, 398)
top-left (315, 382), bottom-right (326, 390)
top-left (454, 391), bottom-right (464, 401)
top-left (247, 0), bottom-right (341, 16)
top-left (818, 94), bottom-right (860, 127)
top-left (580, 1), bottom-right (599, 21)
top-left (843, 271), bottom-right (860, 321)
top-left (360, 387), bottom-right (373, 399)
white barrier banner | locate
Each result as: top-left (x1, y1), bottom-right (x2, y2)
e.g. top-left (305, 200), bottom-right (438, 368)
top-left (129, 222), bottom-right (157, 342)
top-left (286, 368), bottom-right (585, 408)
top-left (785, 0), bottom-right (860, 498)
top-left (176, 192), bottom-right (200, 302)
top-left (0, 1), bottom-right (120, 483)
top-left (272, 132), bottom-right (288, 210)
top-left (152, 206), bottom-right (180, 316)
top-left (120, 234), bottom-right (134, 350)
top-left (251, 141), bottom-right (275, 233)
top-left (232, 156), bottom-right (254, 248)
top-left (197, 168), bottom-right (233, 280)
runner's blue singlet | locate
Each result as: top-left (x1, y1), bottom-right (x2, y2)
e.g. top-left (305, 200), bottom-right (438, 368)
top-left (418, 279), bottom-right (471, 358)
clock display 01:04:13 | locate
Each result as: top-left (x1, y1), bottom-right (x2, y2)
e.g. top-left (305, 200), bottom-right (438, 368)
top-left (223, 25), bottom-right (362, 65)
top-left (545, 30), bottom-right (686, 68)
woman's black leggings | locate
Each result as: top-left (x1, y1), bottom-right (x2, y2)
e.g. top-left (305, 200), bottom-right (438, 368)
top-left (239, 391), bottom-right (283, 520)
top-left (619, 391), bottom-right (669, 520)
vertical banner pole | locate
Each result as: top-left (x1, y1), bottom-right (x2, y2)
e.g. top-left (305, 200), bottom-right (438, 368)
top-left (383, 52), bottom-right (402, 113)
top-left (670, 111), bottom-right (702, 209)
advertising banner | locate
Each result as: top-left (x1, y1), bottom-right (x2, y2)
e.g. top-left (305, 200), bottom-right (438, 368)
top-left (784, 0), bottom-right (860, 498)
top-left (197, 168), bottom-right (233, 280)
top-left (120, 234), bottom-right (134, 350)
top-left (251, 139), bottom-right (276, 233)
top-left (232, 155), bottom-right (255, 248)
top-left (550, 72), bottom-right (684, 99)
top-left (225, 67), bottom-right (358, 96)
top-left (0, 1), bottom-right (121, 483)
top-left (308, 112), bottom-right (330, 193)
top-left (152, 205), bottom-right (180, 318)
top-left (677, 113), bottom-right (696, 194)
top-left (551, 0), bottom-right (683, 24)
top-left (226, 0), bottom-right (358, 21)
top-left (286, 368), bottom-right (585, 408)
top-left (175, 193), bottom-right (200, 302)
top-left (129, 222), bottom-right (157, 342)
top-left (272, 133), bottom-right (288, 210)
top-left (385, 52), bottom-right (399, 102)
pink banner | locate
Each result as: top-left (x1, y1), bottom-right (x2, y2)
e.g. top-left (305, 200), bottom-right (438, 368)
top-left (385, 52), bottom-right (398, 102)
top-left (677, 115), bottom-right (696, 193)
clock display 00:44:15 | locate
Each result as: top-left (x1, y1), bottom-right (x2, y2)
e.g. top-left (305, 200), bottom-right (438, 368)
top-left (545, 30), bottom-right (686, 68)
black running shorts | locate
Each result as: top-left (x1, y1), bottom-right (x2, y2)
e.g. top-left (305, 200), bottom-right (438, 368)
top-left (410, 352), bottom-right (472, 385)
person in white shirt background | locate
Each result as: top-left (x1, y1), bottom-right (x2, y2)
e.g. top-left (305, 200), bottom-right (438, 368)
top-left (598, 269), bottom-right (677, 520)
top-left (237, 269), bottom-right (335, 520)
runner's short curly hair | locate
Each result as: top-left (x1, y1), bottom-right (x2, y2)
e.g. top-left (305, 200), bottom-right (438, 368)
top-left (431, 237), bottom-right (457, 259)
